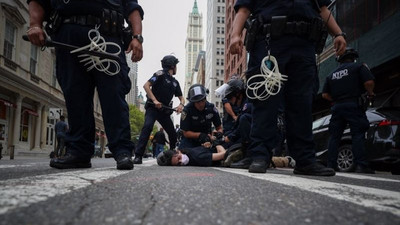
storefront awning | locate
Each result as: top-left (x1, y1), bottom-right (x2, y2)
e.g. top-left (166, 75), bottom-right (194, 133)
top-left (0, 98), bottom-right (16, 108)
top-left (22, 108), bottom-right (39, 117)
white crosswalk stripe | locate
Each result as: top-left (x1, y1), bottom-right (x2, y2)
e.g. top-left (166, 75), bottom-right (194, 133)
top-left (215, 167), bottom-right (400, 216)
top-left (0, 168), bottom-right (130, 215)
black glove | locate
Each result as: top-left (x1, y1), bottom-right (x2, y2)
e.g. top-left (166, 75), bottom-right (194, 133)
top-left (198, 133), bottom-right (211, 144)
top-left (214, 132), bottom-right (223, 140)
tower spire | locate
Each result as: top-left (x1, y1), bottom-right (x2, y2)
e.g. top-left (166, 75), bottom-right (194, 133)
top-left (192, 0), bottom-right (199, 14)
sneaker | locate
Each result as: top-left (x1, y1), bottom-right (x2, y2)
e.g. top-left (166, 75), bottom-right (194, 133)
top-left (355, 165), bottom-right (375, 174)
top-left (223, 150), bottom-right (243, 167)
top-left (133, 156), bottom-right (142, 164)
top-left (294, 163), bottom-right (335, 176)
top-left (115, 153), bottom-right (134, 170)
top-left (249, 159), bottom-right (268, 173)
top-left (50, 153), bottom-right (91, 169)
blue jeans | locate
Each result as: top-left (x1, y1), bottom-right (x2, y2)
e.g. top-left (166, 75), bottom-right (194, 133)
top-left (155, 144), bottom-right (165, 157)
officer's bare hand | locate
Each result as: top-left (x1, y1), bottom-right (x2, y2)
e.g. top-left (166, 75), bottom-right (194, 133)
top-left (175, 104), bottom-right (184, 114)
top-left (126, 39), bottom-right (143, 62)
top-left (229, 35), bottom-right (243, 55)
top-left (334, 36), bottom-right (346, 56)
top-left (153, 100), bottom-right (162, 109)
top-left (27, 26), bottom-right (46, 47)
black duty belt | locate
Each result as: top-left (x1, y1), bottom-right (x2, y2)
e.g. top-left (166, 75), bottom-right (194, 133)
top-left (261, 21), bottom-right (312, 38)
top-left (62, 11), bottom-right (124, 36)
top-left (63, 15), bottom-right (101, 27)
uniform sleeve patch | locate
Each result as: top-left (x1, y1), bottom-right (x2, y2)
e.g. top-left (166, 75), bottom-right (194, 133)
top-left (213, 107), bottom-right (219, 113)
top-left (156, 70), bottom-right (164, 76)
top-left (181, 111), bottom-right (187, 121)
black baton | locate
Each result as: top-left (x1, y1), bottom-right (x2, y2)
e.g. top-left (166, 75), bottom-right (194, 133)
top-left (23, 35), bottom-right (120, 61)
top-left (147, 102), bottom-right (178, 112)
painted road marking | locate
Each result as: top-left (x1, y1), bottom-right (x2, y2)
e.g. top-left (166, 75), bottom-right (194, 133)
top-left (0, 168), bottom-right (130, 215)
top-left (215, 167), bottom-right (400, 216)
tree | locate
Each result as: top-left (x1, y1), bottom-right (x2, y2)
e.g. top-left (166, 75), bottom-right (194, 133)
top-left (128, 105), bottom-right (157, 144)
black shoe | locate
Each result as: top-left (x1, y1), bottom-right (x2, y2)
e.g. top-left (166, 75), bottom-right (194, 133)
top-left (294, 163), bottom-right (335, 176)
top-left (355, 165), bottom-right (375, 174)
top-left (249, 159), bottom-right (268, 173)
top-left (133, 156), bottom-right (142, 164)
top-left (50, 153), bottom-right (91, 169)
top-left (115, 153), bottom-right (134, 170)
top-left (230, 157), bottom-right (252, 169)
top-left (327, 165), bottom-right (341, 172)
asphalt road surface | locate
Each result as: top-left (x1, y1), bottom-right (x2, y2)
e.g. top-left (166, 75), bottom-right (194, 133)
top-left (0, 157), bottom-right (399, 225)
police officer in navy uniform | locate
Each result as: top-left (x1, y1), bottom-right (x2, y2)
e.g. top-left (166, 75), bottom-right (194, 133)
top-left (179, 84), bottom-right (223, 149)
top-left (230, 0), bottom-right (347, 175)
top-left (322, 47), bottom-right (375, 174)
top-left (133, 55), bottom-right (185, 164)
top-left (27, 0), bottom-right (144, 170)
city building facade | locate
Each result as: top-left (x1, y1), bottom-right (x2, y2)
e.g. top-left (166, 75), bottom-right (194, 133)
top-left (0, 0), bottom-right (105, 157)
top-left (184, 0), bottom-right (204, 98)
top-left (205, 0), bottom-right (226, 113)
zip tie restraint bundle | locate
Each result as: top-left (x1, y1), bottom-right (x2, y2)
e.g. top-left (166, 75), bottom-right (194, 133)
top-left (70, 28), bottom-right (121, 76)
top-left (246, 55), bottom-right (288, 101)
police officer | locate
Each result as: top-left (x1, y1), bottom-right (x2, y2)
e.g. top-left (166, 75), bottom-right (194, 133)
top-left (133, 55), bottom-right (185, 164)
top-left (222, 79), bottom-right (244, 135)
top-left (230, 0), bottom-right (346, 175)
top-left (322, 47), bottom-right (375, 174)
top-left (179, 84), bottom-right (223, 149)
top-left (27, 0), bottom-right (144, 170)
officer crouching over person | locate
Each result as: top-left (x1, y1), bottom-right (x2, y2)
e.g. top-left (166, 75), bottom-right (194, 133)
top-left (133, 55), bottom-right (185, 164)
top-left (229, 0), bottom-right (346, 175)
top-left (26, 0), bottom-right (144, 170)
top-left (179, 84), bottom-right (223, 149)
top-left (322, 47), bottom-right (375, 174)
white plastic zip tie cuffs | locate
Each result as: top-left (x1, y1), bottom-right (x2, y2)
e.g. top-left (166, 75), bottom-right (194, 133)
top-left (246, 55), bottom-right (288, 101)
top-left (71, 28), bottom-right (121, 76)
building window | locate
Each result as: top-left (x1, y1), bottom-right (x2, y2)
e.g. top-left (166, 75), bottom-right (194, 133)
top-left (4, 19), bottom-right (16, 60)
top-left (20, 112), bottom-right (29, 142)
top-left (30, 46), bottom-right (38, 75)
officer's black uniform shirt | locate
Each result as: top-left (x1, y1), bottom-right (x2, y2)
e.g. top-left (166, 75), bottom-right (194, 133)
top-left (323, 62), bottom-right (375, 102)
top-left (180, 102), bottom-right (221, 134)
top-left (234, 0), bottom-right (331, 21)
top-left (148, 70), bottom-right (182, 107)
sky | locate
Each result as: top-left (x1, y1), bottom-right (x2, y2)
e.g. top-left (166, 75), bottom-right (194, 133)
top-left (136, 0), bottom-right (208, 124)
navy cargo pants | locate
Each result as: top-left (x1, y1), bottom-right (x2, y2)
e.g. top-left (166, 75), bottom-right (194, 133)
top-left (247, 36), bottom-right (318, 168)
top-left (54, 24), bottom-right (134, 159)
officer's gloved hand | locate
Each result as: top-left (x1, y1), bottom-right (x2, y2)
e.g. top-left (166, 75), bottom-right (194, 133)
top-left (198, 133), bottom-right (211, 144)
top-left (214, 132), bottom-right (223, 140)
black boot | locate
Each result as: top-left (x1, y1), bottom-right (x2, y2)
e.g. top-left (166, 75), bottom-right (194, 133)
top-left (133, 156), bottom-right (143, 164)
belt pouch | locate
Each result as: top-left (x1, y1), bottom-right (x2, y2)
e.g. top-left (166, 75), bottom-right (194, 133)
top-left (102, 9), bottom-right (111, 34)
top-left (270, 16), bottom-right (287, 39)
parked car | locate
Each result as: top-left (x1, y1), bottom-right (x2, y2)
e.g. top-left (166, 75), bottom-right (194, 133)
top-left (312, 107), bottom-right (400, 174)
